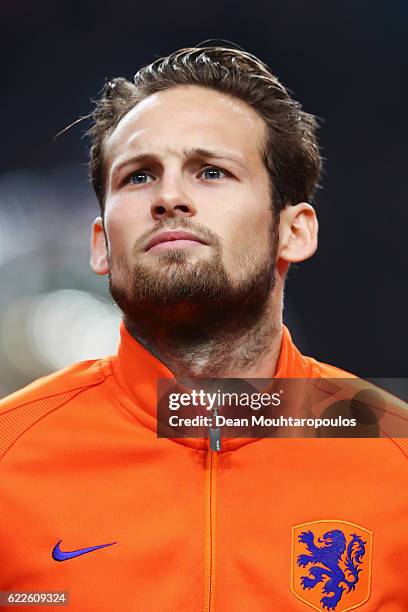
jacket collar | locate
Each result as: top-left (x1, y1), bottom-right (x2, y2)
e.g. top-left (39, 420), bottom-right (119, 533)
top-left (111, 321), bottom-right (311, 451)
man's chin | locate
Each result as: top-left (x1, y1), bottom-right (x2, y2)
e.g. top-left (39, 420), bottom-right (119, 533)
top-left (110, 260), bottom-right (276, 342)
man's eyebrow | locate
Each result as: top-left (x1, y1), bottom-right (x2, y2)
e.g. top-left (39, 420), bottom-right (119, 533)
top-left (181, 147), bottom-right (246, 168)
top-left (110, 147), bottom-right (246, 177)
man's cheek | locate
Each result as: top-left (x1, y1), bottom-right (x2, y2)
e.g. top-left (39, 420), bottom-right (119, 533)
top-left (105, 218), bottom-right (134, 258)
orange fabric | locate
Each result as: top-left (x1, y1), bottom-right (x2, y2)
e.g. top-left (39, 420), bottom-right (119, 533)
top-left (0, 323), bottom-right (407, 611)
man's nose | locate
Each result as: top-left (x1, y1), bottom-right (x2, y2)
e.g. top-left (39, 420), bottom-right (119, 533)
top-left (150, 173), bottom-right (197, 220)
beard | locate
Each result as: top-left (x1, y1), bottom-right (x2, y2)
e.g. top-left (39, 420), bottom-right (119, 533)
top-left (108, 217), bottom-right (279, 343)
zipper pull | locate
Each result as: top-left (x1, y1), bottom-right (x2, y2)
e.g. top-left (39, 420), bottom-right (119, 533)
top-left (209, 407), bottom-right (222, 452)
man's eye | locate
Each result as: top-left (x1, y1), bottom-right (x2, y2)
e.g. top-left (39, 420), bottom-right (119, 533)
top-left (201, 167), bottom-right (227, 180)
top-left (128, 171), bottom-right (153, 185)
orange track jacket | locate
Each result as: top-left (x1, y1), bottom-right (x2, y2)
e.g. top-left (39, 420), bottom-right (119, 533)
top-left (0, 323), bottom-right (407, 611)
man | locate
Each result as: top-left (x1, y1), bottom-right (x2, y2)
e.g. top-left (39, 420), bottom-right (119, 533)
top-left (0, 47), bottom-right (406, 611)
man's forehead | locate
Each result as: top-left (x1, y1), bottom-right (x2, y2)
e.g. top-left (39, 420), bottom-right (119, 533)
top-left (104, 85), bottom-right (267, 166)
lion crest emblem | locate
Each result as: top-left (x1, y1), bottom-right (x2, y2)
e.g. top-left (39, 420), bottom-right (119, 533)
top-left (291, 520), bottom-right (373, 612)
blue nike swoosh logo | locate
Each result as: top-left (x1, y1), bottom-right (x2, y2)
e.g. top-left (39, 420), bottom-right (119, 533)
top-left (52, 539), bottom-right (117, 561)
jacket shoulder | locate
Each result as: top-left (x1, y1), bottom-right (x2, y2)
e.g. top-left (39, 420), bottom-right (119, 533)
top-left (304, 356), bottom-right (408, 459)
top-left (0, 358), bottom-right (112, 460)
top-left (0, 358), bottom-right (110, 412)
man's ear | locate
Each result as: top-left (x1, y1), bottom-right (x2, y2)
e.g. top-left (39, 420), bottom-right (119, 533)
top-left (90, 217), bottom-right (109, 275)
top-left (277, 203), bottom-right (318, 269)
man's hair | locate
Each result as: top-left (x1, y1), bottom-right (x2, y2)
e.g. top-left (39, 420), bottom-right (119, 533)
top-left (88, 46), bottom-right (322, 214)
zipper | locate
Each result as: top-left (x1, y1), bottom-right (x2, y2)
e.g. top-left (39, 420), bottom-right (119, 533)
top-left (203, 445), bottom-right (219, 612)
top-left (209, 407), bottom-right (222, 452)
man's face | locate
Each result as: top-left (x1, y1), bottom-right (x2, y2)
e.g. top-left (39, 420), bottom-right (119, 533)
top-left (94, 85), bottom-right (279, 331)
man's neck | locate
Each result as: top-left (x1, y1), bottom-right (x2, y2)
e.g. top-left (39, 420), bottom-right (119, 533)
top-left (124, 300), bottom-right (283, 380)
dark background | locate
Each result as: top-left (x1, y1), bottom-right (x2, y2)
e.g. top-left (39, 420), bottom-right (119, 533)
top-left (0, 0), bottom-right (406, 394)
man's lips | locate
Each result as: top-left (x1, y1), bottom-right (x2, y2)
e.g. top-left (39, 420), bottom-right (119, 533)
top-left (145, 231), bottom-right (209, 252)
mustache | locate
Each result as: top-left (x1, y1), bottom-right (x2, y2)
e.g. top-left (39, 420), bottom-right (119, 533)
top-left (132, 218), bottom-right (222, 253)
